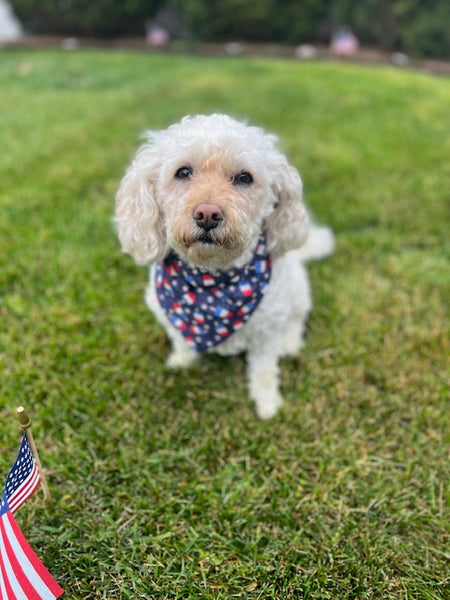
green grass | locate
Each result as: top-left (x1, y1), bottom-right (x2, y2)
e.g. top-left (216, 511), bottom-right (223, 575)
top-left (0, 48), bottom-right (448, 599)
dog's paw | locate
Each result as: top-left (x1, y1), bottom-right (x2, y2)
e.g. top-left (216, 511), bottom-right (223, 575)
top-left (282, 335), bottom-right (304, 357)
top-left (281, 319), bottom-right (307, 357)
top-left (254, 392), bottom-right (283, 420)
top-left (166, 348), bottom-right (198, 369)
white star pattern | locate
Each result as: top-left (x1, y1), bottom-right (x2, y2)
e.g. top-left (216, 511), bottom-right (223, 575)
top-left (2, 434), bottom-right (40, 515)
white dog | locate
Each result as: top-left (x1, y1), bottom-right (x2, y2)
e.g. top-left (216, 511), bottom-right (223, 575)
top-left (115, 114), bottom-right (334, 419)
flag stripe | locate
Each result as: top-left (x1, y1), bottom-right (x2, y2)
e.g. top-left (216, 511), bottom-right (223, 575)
top-left (1, 511), bottom-right (42, 600)
top-left (7, 467), bottom-right (40, 514)
top-left (7, 512), bottom-right (64, 598)
top-left (1, 512), bottom-right (63, 599)
top-left (0, 514), bottom-right (24, 600)
top-left (0, 556), bottom-right (15, 599)
top-left (0, 530), bottom-right (17, 599)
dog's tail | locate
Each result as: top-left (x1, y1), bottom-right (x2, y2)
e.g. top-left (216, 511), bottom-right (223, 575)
top-left (295, 224), bottom-right (335, 262)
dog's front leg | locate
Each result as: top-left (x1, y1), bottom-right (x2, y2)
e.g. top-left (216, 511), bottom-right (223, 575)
top-left (246, 349), bottom-right (283, 420)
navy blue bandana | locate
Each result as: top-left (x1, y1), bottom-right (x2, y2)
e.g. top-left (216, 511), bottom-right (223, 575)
top-left (155, 237), bottom-right (272, 352)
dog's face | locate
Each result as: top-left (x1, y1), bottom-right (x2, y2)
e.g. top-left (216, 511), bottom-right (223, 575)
top-left (157, 137), bottom-right (277, 268)
top-left (116, 114), bottom-right (309, 269)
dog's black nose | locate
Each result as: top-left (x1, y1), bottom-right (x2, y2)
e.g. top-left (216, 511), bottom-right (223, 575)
top-left (193, 203), bottom-right (224, 231)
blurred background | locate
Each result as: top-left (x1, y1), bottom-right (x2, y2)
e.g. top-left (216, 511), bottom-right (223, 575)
top-left (2, 0), bottom-right (449, 61)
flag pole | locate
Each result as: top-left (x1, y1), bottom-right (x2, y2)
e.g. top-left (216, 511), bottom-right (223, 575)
top-left (16, 406), bottom-right (52, 504)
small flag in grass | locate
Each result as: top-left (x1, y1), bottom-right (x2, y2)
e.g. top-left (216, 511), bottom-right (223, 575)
top-left (0, 433), bottom-right (64, 599)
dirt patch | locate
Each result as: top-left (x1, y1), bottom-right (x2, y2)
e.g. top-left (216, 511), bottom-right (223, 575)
top-left (6, 35), bottom-right (450, 76)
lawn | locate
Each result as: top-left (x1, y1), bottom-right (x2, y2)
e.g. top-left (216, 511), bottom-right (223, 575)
top-left (0, 48), bottom-right (448, 599)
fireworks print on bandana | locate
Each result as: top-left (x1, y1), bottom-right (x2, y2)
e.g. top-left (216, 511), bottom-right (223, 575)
top-left (155, 237), bottom-right (272, 351)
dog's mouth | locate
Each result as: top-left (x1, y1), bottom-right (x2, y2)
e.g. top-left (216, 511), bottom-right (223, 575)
top-left (174, 229), bottom-right (251, 270)
top-left (198, 232), bottom-right (215, 245)
top-left (187, 228), bottom-right (226, 247)
top-left (177, 223), bottom-right (248, 255)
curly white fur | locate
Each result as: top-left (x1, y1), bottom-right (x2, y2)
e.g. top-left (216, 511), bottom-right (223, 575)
top-left (116, 114), bottom-right (334, 419)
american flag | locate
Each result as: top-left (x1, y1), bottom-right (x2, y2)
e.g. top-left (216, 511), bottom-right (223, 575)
top-left (0, 433), bottom-right (64, 599)
top-left (3, 433), bottom-right (40, 514)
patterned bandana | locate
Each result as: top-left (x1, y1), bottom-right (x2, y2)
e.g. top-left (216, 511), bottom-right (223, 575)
top-left (155, 237), bottom-right (272, 352)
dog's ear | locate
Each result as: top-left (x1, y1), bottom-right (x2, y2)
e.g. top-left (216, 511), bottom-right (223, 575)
top-left (265, 163), bottom-right (309, 257)
top-left (115, 145), bottom-right (166, 266)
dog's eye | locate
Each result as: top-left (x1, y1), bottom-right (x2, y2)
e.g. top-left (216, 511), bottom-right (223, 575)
top-left (232, 171), bottom-right (253, 186)
top-left (175, 166), bottom-right (193, 180)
